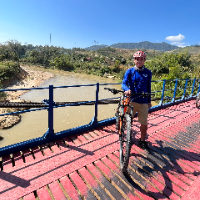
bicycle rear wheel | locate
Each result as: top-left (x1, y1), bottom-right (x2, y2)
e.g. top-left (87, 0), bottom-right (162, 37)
top-left (115, 112), bottom-right (120, 130)
top-left (196, 93), bottom-right (200, 109)
top-left (119, 113), bottom-right (132, 172)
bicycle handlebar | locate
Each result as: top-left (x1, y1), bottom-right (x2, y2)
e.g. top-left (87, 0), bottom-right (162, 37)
top-left (104, 87), bottom-right (123, 94)
top-left (104, 87), bottom-right (155, 98)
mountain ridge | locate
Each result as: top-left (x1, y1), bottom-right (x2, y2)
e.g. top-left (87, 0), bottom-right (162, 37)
top-left (85, 41), bottom-right (180, 52)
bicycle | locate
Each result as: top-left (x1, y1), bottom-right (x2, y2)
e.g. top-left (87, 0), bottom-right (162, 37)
top-left (104, 87), bottom-right (152, 172)
top-left (196, 92), bottom-right (200, 108)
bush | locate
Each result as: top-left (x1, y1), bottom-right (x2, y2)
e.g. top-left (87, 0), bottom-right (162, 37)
top-left (145, 52), bottom-right (193, 77)
top-left (0, 61), bottom-right (20, 82)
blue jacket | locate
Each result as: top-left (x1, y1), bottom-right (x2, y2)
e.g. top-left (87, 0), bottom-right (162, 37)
top-left (122, 66), bottom-right (152, 104)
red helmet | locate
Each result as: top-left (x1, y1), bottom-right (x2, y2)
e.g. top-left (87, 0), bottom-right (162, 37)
top-left (133, 51), bottom-right (146, 58)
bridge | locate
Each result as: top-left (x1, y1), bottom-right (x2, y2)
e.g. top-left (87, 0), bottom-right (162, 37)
top-left (0, 78), bottom-right (200, 199)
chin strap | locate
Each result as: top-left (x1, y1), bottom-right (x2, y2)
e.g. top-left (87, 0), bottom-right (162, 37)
top-left (134, 65), bottom-right (145, 72)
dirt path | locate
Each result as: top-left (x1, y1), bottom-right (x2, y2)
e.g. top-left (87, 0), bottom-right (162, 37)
top-left (0, 66), bottom-right (54, 129)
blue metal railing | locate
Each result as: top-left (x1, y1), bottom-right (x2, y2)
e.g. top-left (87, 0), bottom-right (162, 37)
top-left (0, 78), bottom-right (199, 156)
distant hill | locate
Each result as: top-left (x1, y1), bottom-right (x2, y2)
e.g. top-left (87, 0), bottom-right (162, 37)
top-left (85, 41), bottom-right (179, 52)
top-left (172, 45), bottom-right (200, 55)
top-left (85, 45), bottom-right (108, 51)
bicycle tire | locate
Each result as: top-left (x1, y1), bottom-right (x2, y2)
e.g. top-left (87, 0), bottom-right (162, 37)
top-left (115, 112), bottom-right (120, 130)
top-left (115, 97), bottom-right (122, 130)
top-left (119, 113), bottom-right (132, 172)
top-left (196, 93), bottom-right (200, 109)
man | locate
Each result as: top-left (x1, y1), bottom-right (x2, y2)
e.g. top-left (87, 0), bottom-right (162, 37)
top-left (122, 50), bottom-right (152, 150)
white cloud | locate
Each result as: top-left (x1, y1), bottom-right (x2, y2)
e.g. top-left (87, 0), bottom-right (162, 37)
top-left (165, 34), bottom-right (186, 47)
top-left (165, 34), bottom-right (185, 42)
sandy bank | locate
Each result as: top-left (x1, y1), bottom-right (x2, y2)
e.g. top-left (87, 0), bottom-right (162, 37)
top-left (0, 66), bottom-right (54, 129)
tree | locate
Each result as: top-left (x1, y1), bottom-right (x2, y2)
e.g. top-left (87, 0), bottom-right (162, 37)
top-left (5, 40), bottom-right (25, 61)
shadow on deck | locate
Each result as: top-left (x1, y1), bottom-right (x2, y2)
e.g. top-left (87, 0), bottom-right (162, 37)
top-left (0, 100), bottom-right (200, 200)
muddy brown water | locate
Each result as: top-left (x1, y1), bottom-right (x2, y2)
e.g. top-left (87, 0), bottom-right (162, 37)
top-left (0, 68), bottom-right (121, 148)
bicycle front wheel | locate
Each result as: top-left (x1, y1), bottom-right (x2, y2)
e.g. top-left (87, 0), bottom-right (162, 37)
top-left (196, 93), bottom-right (200, 109)
top-left (119, 113), bottom-right (132, 172)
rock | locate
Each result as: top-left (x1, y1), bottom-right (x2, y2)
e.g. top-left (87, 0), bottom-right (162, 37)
top-left (107, 75), bottom-right (116, 79)
top-left (0, 135), bottom-right (3, 141)
top-left (0, 114), bottom-right (21, 129)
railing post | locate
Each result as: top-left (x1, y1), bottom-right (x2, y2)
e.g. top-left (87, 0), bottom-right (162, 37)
top-left (159, 79), bottom-right (166, 106)
top-left (47, 85), bottom-right (54, 137)
top-left (182, 79), bottom-right (188, 100)
top-left (190, 78), bottom-right (196, 97)
top-left (172, 79), bottom-right (178, 103)
top-left (91, 83), bottom-right (99, 126)
top-left (198, 80), bottom-right (200, 94)
top-left (94, 83), bottom-right (99, 125)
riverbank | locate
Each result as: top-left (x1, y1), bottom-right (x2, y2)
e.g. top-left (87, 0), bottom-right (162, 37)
top-left (0, 65), bottom-right (54, 129)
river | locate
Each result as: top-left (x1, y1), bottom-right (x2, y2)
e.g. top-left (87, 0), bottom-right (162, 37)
top-left (0, 68), bottom-right (120, 148)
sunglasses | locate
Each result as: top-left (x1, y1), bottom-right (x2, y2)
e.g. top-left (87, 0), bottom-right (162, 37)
top-left (134, 57), bottom-right (145, 61)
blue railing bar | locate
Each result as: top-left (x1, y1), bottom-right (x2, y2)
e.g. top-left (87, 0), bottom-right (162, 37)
top-left (190, 78), bottom-right (196, 97)
top-left (0, 83), bottom-right (104, 92)
top-left (181, 79), bottom-right (189, 100)
top-left (0, 87), bottom-right (49, 92)
top-left (161, 85), bottom-right (198, 90)
top-left (53, 83), bottom-right (96, 89)
top-left (53, 82), bottom-right (121, 89)
top-left (151, 78), bottom-right (196, 83)
top-left (159, 79), bottom-right (166, 106)
top-left (47, 85), bottom-right (54, 138)
top-left (198, 82), bottom-right (200, 93)
top-left (159, 85), bottom-right (198, 92)
top-left (172, 79), bottom-right (178, 103)
top-left (93, 83), bottom-right (99, 125)
top-left (0, 107), bottom-right (48, 117)
top-left (163, 78), bottom-right (194, 82)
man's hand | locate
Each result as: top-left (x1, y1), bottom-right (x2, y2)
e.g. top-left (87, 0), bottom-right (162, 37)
top-left (124, 90), bottom-right (131, 96)
top-left (148, 103), bottom-right (152, 108)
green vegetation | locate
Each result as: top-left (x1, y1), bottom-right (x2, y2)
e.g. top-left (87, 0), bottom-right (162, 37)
top-left (0, 60), bottom-right (20, 99)
top-left (0, 61), bottom-right (20, 82)
top-left (0, 40), bottom-right (200, 102)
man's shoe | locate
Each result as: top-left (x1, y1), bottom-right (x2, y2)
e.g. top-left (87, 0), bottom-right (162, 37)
top-left (138, 139), bottom-right (149, 151)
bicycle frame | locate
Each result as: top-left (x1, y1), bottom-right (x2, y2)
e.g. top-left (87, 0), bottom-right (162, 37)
top-left (117, 95), bottom-right (133, 136)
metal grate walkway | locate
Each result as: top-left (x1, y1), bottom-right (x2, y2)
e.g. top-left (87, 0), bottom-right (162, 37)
top-left (1, 100), bottom-right (200, 200)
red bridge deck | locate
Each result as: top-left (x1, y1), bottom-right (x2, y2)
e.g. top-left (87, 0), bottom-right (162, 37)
top-left (1, 100), bottom-right (200, 200)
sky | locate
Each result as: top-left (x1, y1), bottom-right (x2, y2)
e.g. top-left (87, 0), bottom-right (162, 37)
top-left (0, 0), bottom-right (199, 49)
